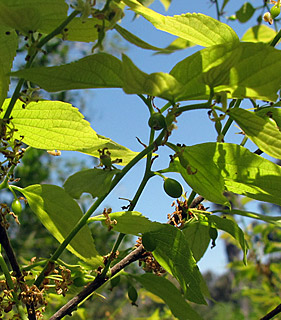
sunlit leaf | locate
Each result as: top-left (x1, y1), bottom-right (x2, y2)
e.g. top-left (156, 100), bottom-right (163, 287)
top-left (123, 0), bottom-right (238, 47)
top-left (11, 53), bottom-right (124, 92)
top-left (159, 0), bottom-right (172, 11)
top-left (255, 106), bottom-right (281, 128)
top-left (229, 108), bottom-right (281, 159)
top-left (154, 37), bottom-right (195, 55)
top-left (171, 42), bottom-right (281, 101)
top-left (241, 25), bottom-right (276, 43)
top-left (133, 274), bottom-right (203, 320)
top-left (13, 184), bottom-right (103, 266)
top-left (63, 168), bottom-right (117, 199)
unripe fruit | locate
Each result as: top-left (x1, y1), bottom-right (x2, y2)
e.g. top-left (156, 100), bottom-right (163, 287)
top-left (270, 3), bottom-right (280, 19)
top-left (110, 275), bottom-right (120, 288)
top-left (148, 113), bottom-right (166, 131)
top-left (73, 277), bottom-right (87, 287)
top-left (163, 178), bottom-right (183, 198)
top-left (11, 199), bottom-right (22, 215)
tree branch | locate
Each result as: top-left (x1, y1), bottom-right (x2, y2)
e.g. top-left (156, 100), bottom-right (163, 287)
top-left (49, 245), bottom-right (146, 320)
top-left (260, 304), bottom-right (281, 320)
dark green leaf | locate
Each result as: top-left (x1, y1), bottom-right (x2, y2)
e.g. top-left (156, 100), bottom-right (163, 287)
top-left (13, 184), bottom-right (103, 266)
top-left (236, 2), bottom-right (255, 23)
top-left (63, 168), bottom-right (117, 199)
top-left (133, 274), bottom-right (203, 320)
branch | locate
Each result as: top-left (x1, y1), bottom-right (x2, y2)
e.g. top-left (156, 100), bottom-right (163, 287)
top-left (49, 245), bottom-right (146, 320)
top-left (260, 304), bottom-right (281, 320)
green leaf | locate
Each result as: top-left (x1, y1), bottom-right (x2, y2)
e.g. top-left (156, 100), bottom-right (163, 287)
top-left (13, 184), bottom-right (103, 266)
top-left (229, 108), bottom-right (281, 159)
top-left (154, 37), bottom-right (195, 55)
top-left (122, 54), bottom-right (182, 101)
top-left (183, 222), bottom-right (210, 262)
top-left (255, 107), bottom-right (281, 128)
top-left (171, 42), bottom-right (281, 102)
top-left (236, 2), bottom-right (255, 23)
top-left (0, 0), bottom-right (68, 35)
top-left (123, 0), bottom-right (238, 47)
top-left (149, 225), bottom-right (206, 304)
top-left (63, 168), bottom-right (117, 199)
top-left (164, 143), bottom-right (230, 207)
top-left (114, 24), bottom-right (164, 51)
top-left (1, 99), bottom-right (99, 151)
top-left (241, 25), bottom-right (276, 43)
top-left (0, 27), bottom-right (18, 108)
top-left (133, 274), bottom-right (203, 320)
top-left (222, 0), bottom-right (230, 11)
top-left (204, 214), bottom-right (248, 264)
top-left (89, 211), bottom-right (163, 235)
top-left (11, 53), bottom-right (124, 92)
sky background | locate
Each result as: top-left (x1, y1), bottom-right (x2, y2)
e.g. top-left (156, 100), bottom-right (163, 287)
top-left (58, 0), bottom-right (275, 274)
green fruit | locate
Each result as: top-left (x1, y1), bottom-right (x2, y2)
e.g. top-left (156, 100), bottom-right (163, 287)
top-left (128, 286), bottom-right (138, 304)
top-left (148, 113), bottom-right (166, 131)
top-left (163, 178), bottom-right (183, 198)
top-left (11, 199), bottom-right (22, 215)
top-left (110, 275), bottom-right (120, 288)
top-left (142, 233), bottom-right (156, 252)
top-left (271, 3), bottom-right (280, 19)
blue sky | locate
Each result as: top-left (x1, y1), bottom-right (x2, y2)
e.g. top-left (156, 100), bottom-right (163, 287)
top-left (64, 0), bottom-right (273, 274)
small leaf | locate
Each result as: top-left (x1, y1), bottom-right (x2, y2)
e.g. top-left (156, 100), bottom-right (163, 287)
top-left (13, 184), bottom-right (103, 266)
top-left (114, 24), bottom-right (164, 51)
top-left (241, 25), bottom-right (276, 43)
top-left (123, 0), bottom-right (238, 47)
top-left (183, 222), bottom-right (210, 262)
top-left (255, 107), bottom-right (281, 128)
top-left (229, 108), bottom-right (281, 159)
top-left (133, 274), bottom-right (203, 320)
top-left (236, 2), bottom-right (255, 23)
top-left (11, 53), bottom-right (124, 92)
top-left (89, 211), bottom-right (163, 235)
top-left (154, 37), bottom-right (195, 55)
top-left (159, 0), bottom-right (172, 11)
top-left (63, 168), bottom-right (117, 199)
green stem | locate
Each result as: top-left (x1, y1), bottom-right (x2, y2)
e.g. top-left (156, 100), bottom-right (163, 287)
top-left (0, 247), bottom-right (27, 319)
top-left (3, 10), bottom-right (80, 120)
top-left (270, 28), bottom-right (281, 47)
top-left (34, 128), bottom-right (166, 287)
top-left (221, 99), bottom-right (241, 137)
top-left (214, 0), bottom-right (221, 21)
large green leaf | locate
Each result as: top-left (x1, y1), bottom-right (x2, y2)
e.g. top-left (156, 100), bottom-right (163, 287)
top-left (183, 222), bottom-right (210, 262)
top-left (229, 108), bottom-right (281, 159)
top-left (241, 25), bottom-right (276, 43)
top-left (1, 99), bottom-right (100, 150)
top-left (123, 0), bottom-right (238, 47)
top-left (149, 225), bottom-right (206, 304)
top-left (133, 274), bottom-right (203, 320)
top-left (0, 27), bottom-right (18, 109)
top-left (173, 142), bottom-right (281, 207)
top-left (122, 55), bottom-right (182, 101)
top-left (164, 143), bottom-right (230, 207)
top-left (13, 184), bottom-right (103, 266)
top-left (11, 53), bottom-right (124, 92)
top-left (0, 0), bottom-right (68, 34)
top-left (170, 42), bottom-right (281, 102)
top-left (63, 168), bottom-right (117, 199)
top-left (89, 211), bottom-right (163, 235)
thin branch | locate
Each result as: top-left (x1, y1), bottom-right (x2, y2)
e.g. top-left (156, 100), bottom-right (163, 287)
top-left (260, 304), bottom-right (281, 320)
top-left (49, 245), bottom-right (146, 320)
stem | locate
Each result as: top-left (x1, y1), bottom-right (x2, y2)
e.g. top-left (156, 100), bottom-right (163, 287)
top-left (221, 99), bottom-right (241, 137)
top-left (270, 28), bottom-right (281, 47)
top-left (34, 128), bottom-right (166, 287)
top-left (214, 0), bottom-right (221, 21)
top-left (2, 10), bottom-right (80, 120)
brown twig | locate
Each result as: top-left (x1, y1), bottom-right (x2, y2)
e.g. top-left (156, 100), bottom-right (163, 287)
top-left (49, 244), bottom-right (146, 320)
top-left (0, 220), bottom-right (36, 320)
top-left (260, 304), bottom-right (281, 320)
top-left (190, 195), bottom-right (204, 208)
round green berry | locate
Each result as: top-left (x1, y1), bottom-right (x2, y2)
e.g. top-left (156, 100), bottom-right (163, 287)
top-left (271, 4), bottom-right (280, 19)
top-left (11, 199), bottom-right (22, 215)
top-left (163, 178), bottom-right (183, 198)
top-left (148, 113), bottom-right (166, 131)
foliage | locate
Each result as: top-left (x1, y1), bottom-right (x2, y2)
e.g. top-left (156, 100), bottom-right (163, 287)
top-left (1, 0), bottom-right (281, 319)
